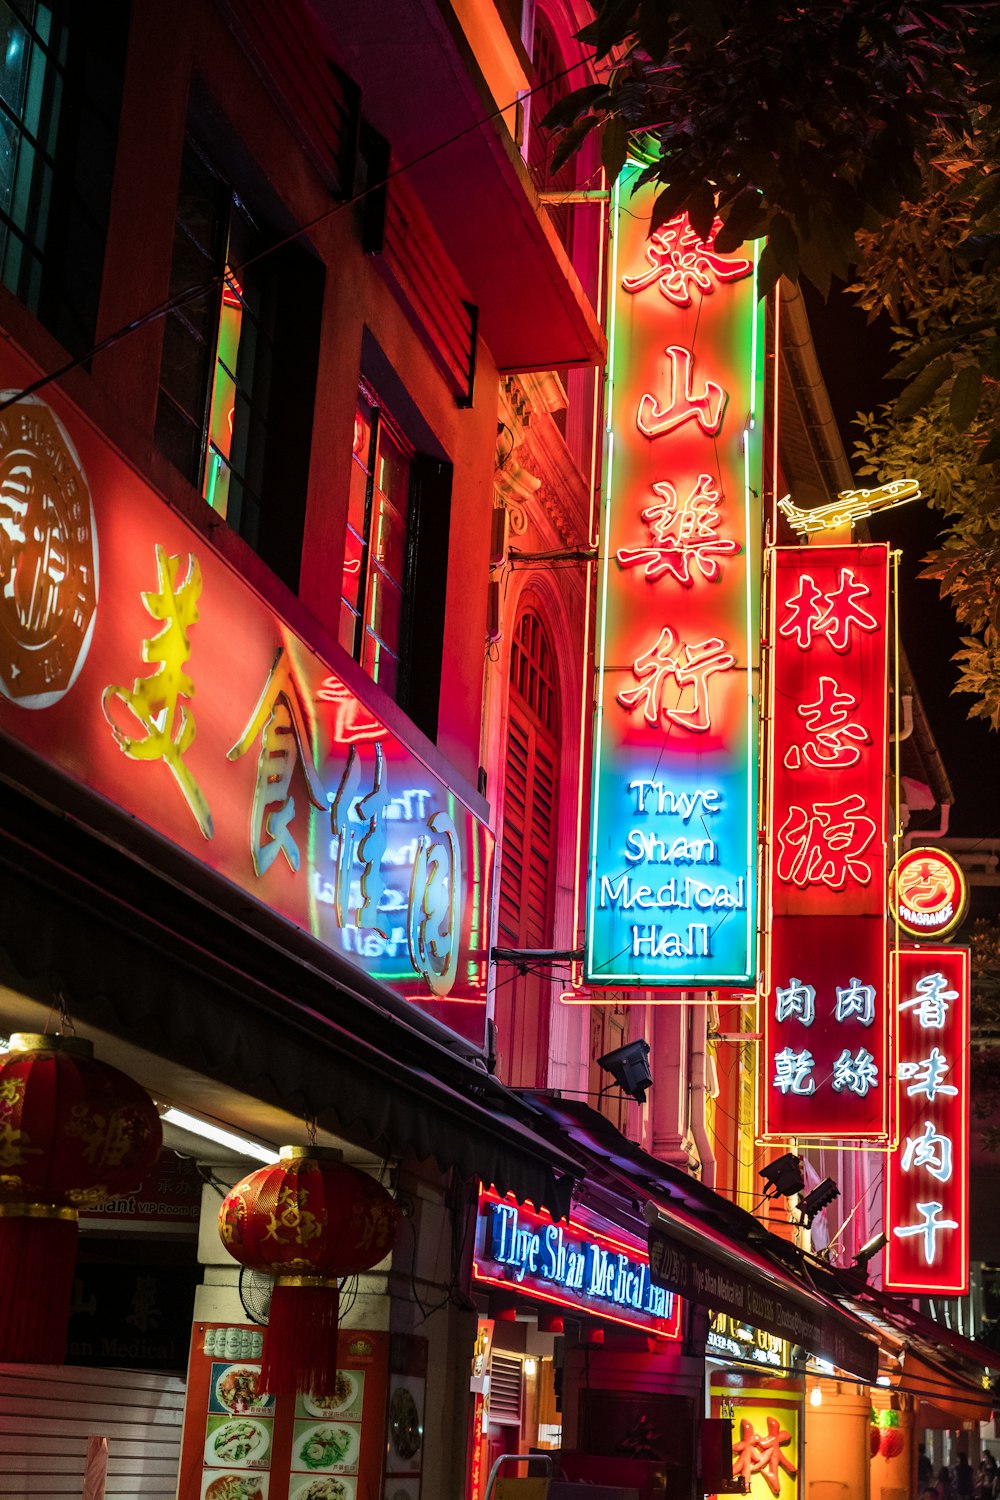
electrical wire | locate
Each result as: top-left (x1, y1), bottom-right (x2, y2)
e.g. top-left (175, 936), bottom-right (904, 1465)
top-left (0, 50), bottom-right (599, 417)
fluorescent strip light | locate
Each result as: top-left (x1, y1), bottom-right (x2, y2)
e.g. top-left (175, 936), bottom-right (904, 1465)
top-left (160, 1107), bottom-right (279, 1164)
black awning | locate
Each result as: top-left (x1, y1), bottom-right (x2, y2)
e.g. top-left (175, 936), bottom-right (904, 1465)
top-left (0, 781), bottom-right (580, 1220)
top-left (521, 1094), bottom-right (879, 1384)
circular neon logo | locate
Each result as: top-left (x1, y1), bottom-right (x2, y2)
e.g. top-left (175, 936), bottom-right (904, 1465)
top-left (0, 394), bottom-right (99, 709)
top-left (889, 848), bottom-right (968, 939)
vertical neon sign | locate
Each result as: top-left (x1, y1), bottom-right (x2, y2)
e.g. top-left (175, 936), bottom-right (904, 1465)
top-left (885, 944), bottom-right (969, 1294)
top-left (586, 170), bottom-right (764, 988)
top-left (763, 544), bottom-right (890, 1139)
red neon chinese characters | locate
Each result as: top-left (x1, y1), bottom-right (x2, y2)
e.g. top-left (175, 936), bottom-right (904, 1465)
top-left (778, 568), bottom-right (879, 653)
top-left (775, 794), bottom-right (877, 890)
top-left (763, 545), bottom-right (889, 1140)
top-left (637, 347), bottom-right (728, 440)
top-left (783, 675), bottom-right (869, 770)
top-left (886, 946), bottom-right (970, 1295)
top-left (617, 627), bottom-right (736, 733)
top-left (621, 215), bottom-right (753, 306)
top-left (733, 1416), bottom-right (798, 1497)
top-left (616, 475), bottom-right (740, 587)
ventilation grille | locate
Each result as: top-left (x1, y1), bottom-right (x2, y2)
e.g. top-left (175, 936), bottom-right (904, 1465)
top-left (489, 1352), bottom-right (523, 1426)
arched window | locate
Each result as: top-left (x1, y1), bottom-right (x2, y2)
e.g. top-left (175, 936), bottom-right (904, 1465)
top-left (495, 607), bottom-right (560, 1087)
top-left (527, 12), bottom-right (576, 250)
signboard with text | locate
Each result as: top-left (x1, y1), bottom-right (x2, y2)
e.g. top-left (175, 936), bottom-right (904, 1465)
top-left (885, 945), bottom-right (970, 1294)
top-left (889, 847), bottom-right (968, 941)
top-left (176, 1322), bottom-right (389, 1500)
top-left (586, 164), bottom-right (764, 989)
top-left (762, 544), bottom-right (890, 1140)
top-left (709, 1378), bottom-right (802, 1500)
top-left (646, 1210), bottom-right (877, 1383)
top-left (0, 351), bottom-right (493, 1045)
top-left (473, 1187), bottom-right (682, 1339)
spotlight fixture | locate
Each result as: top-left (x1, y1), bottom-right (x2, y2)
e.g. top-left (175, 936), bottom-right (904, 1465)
top-left (597, 1039), bottom-right (653, 1104)
top-left (853, 1231), bottom-right (888, 1271)
top-left (797, 1177), bottom-right (839, 1227)
top-left (758, 1152), bottom-right (805, 1200)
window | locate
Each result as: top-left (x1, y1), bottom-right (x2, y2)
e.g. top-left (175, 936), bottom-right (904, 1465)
top-left (528, 13), bottom-right (576, 250)
top-left (155, 124), bottom-right (324, 593)
top-left (494, 607), bottom-right (560, 1088)
top-left (339, 339), bottom-right (451, 737)
top-left (0, 0), bottom-right (129, 357)
top-left (340, 380), bottom-right (413, 702)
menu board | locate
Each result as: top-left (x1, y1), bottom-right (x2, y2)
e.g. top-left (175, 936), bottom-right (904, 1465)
top-left (177, 1322), bottom-right (389, 1500)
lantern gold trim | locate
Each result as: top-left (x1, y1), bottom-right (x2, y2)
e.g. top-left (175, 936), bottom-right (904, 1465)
top-left (278, 1145), bottom-right (344, 1163)
top-left (274, 1274), bottom-right (341, 1290)
top-left (0, 1203), bottom-right (78, 1223)
top-left (8, 1033), bottom-right (93, 1059)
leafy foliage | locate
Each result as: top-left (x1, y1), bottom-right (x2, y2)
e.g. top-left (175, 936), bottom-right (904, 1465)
top-left (849, 116), bottom-right (1000, 728)
top-left (542, 1), bottom-right (987, 299)
top-left (969, 918), bottom-right (1000, 1149)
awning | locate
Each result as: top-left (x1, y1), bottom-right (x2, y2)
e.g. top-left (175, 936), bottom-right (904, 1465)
top-left (0, 779), bottom-right (581, 1219)
top-left (520, 1094), bottom-right (879, 1384)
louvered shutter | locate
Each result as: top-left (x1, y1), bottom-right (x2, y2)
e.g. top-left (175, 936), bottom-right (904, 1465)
top-left (495, 610), bottom-right (559, 1088)
top-left (488, 1353), bottom-right (524, 1426)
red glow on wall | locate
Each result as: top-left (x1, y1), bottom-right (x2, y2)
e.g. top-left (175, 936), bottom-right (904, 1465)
top-left (762, 545), bottom-right (890, 1140)
top-left (885, 945), bottom-right (970, 1295)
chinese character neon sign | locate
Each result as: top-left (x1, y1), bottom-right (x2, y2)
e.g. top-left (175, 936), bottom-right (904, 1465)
top-left (762, 545), bottom-right (890, 1139)
top-left (586, 168), bottom-right (764, 990)
top-left (885, 945), bottom-right (969, 1294)
top-left (0, 374), bottom-right (493, 1046)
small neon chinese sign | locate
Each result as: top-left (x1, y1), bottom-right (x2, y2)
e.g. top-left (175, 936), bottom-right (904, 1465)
top-left (885, 945), bottom-right (969, 1295)
top-left (472, 1187), bottom-right (682, 1340)
top-left (762, 545), bottom-right (890, 1140)
top-left (889, 847), bottom-right (968, 941)
top-left (586, 167), bottom-right (764, 989)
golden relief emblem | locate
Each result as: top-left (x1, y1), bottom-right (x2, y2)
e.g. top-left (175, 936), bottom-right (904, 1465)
top-left (0, 395), bottom-right (99, 708)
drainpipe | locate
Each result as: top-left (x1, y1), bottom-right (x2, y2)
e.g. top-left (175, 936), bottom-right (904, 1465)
top-left (688, 999), bottom-right (717, 1188)
top-left (904, 801), bottom-right (951, 849)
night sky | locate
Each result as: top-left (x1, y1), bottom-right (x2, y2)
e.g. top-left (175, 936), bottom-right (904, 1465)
top-left (802, 279), bottom-right (1000, 841)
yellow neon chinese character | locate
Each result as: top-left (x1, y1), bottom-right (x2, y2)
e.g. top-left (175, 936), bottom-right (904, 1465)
top-left (103, 545), bottom-right (212, 838)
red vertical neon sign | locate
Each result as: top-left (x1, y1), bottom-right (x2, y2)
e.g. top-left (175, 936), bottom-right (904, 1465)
top-left (885, 945), bottom-right (969, 1294)
top-left (762, 544), bottom-right (890, 1139)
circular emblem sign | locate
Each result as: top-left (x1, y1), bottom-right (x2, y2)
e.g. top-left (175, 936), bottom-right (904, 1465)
top-left (889, 847), bottom-right (968, 940)
top-left (0, 394), bottom-right (99, 708)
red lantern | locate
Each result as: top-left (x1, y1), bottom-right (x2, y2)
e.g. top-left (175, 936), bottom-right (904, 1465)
top-left (869, 1426), bottom-right (881, 1458)
top-left (219, 1146), bottom-right (399, 1396)
top-left (0, 1032), bottom-right (162, 1361)
top-left (880, 1427), bottom-right (905, 1460)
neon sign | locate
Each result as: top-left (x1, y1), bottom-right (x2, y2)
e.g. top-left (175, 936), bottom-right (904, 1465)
top-left (0, 362), bottom-right (493, 1046)
top-left (889, 846), bottom-right (968, 940)
top-left (472, 1188), bottom-right (682, 1340)
top-left (586, 169), bottom-right (764, 990)
top-left (885, 945), bottom-right (969, 1294)
top-left (762, 545), bottom-right (890, 1139)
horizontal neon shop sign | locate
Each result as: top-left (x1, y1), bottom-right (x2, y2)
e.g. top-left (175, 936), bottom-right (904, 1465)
top-left (473, 1188), bottom-right (681, 1339)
